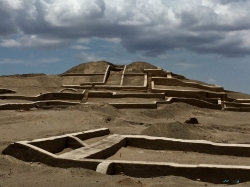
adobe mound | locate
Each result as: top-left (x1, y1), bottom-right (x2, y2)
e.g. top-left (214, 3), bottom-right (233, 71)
top-left (117, 178), bottom-right (143, 186)
top-left (126, 61), bottom-right (157, 73)
top-left (64, 60), bottom-right (112, 74)
top-left (137, 103), bottom-right (197, 119)
top-left (142, 121), bottom-right (204, 140)
top-left (68, 103), bottom-right (121, 117)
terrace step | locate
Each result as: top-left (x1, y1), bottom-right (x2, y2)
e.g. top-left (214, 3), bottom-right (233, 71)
top-left (147, 76), bottom-right (152, 93)
top-left (82, 90), bottom-right (89, 103)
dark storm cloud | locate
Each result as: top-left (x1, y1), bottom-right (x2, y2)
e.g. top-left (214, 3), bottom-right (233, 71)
top-left (1, 0), bottom-right (250, 57)
top-left (0, 2), bottom-right (18, 35)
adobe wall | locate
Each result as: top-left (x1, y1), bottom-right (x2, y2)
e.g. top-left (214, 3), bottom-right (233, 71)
top-left (112, 93), bottom-right (165, 98)
top-left (224, 107), bottom-right (250, 112)
top-left (94, 85), bottom-right (146, 91)
top-left (173, 98), bottom-right (222, 109)
top-left (0, 92), bottom-right (84, 101)
top-left (233, 99), bottom-right (250, 103)
top-left (126, 136), bottom-right (250, 157)
top-left (153, 77), bottom-right (224, 92)
top-left (60, 73), bottom-right (105, 76)
top-left (0, 88), bottom-right (16, 94)
top-left (110, 103), bottom-right (157, 109)
top-left (2, 142), bottom-right (101, 170)
top-left (144, 69), bottom-right (167, 77)
top-left (0, 100), bottom-right (79, 110)
top-left (62, 85), bottom-right (92, 89)
top-left (0, 95), bottom-right (35, 101)
top-left (59, 88), bottom-right (77, 93)
top-left (112, 161), bottom-right (250, 183)
top-left (151, 81), bottom-right (226, 99)
top-left (223, 102), bottom-right (250, 108)
top-left (88, 91), bottom-right (113, 98)
top-left (3, 128), bottom-right (250, 183)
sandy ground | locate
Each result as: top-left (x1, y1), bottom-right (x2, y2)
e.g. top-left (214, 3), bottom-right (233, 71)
top-left (1, 103), bottom-right (250, 186)
top-left (1, 62), bottom-right (250, 186)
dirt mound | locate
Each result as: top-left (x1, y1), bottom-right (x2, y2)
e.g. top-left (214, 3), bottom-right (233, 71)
top-left (138, 103), bottom-right (197, 119)
top-left (126, 61), bottom-right (157, 73)
top-left (63, 61), bottom-right (112, 74)
top-left (68, 103), bottom-right (121, 117)
top-left (226, 91), bottom-right (250, 99)
top-left (0, 73), bottom-right (46, 77)
top-left (142, 121), bottom-right (204, 140)
top-left (117, 178), bottom-right (144, 186)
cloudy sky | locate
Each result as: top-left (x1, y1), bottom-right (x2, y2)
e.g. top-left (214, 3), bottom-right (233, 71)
top-left (1, 0), bottom-right (250, 93)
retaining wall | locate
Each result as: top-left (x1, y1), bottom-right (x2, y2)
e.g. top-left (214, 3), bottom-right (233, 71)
top-left (152, 77), bottom-right (224, 92)
top-left (110, 102), bottom-right (157, 109)
top-left (144, 69), bottom-right (166, 77)
top-left (0, 100), bottom-right (80, 110)
top-left (94, 85), bottom-right (146, 91)
top-left (112, 161), bottom-right (250, 183)
top-left (0, 88), bottom-right (16, 94)
top-left (0, 92), bottom-right (84, 101)
top-left (151, 81), bottom-right (226, 99)
top-left (173, 98), bottom-right (222, 109)
top-left (60, 73), bottom-right (105, 76)
top-left (126, 135), bottom-right (250, 157)
top-left (223, 102), bottom-right (250, 108)
top-left (88, 91), bottom-right (113, 98)
top-left (112, 93), bottom-right (165, 98)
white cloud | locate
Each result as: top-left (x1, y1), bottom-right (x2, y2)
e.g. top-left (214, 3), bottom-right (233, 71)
top-left (0, 58), bottom-right (60, 65)
top-left (176, 63), bottom-right (198, 68)
top-left (76, 52), bottom-right (101, 62)
top-left (70, 45), bottom-right (90, 50)
top-left (99, 38), bottom-right (121, 44)
top-left (208, 78), bottom-right (216, 82)
top-left (0, 35), bottom-right (68, 48)
top-left (0, 39), bottom-right (21, 47)
top-left (77, 38), bottom-right (90, 44)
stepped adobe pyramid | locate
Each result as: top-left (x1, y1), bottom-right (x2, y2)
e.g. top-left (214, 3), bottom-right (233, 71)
top-left (0, 60), bottom-right (250, 111)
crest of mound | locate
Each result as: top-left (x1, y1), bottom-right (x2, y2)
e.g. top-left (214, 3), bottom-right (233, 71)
top-left (141, 121), bottom-right (206, 140)
top-left (67, 103), bottom-right (121, 117)
top-left (126, 61), bottom-right (158, 73)
top-left (63, 60), bottom-right (113, 74)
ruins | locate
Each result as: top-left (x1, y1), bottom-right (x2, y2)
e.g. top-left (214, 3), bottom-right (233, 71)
top-left (1, 61), bottom-right (250, 185)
